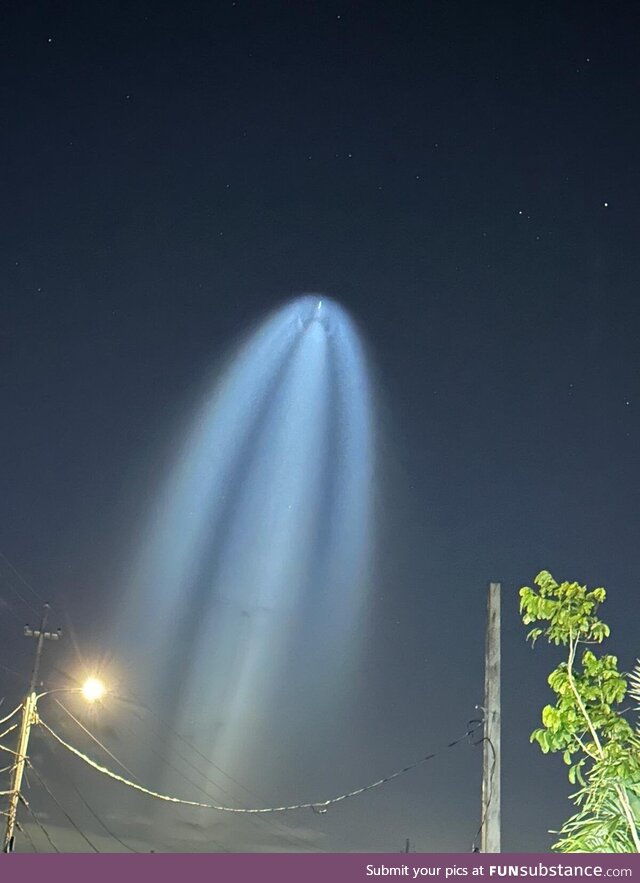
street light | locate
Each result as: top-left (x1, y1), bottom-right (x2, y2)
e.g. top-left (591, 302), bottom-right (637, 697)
top-left (81, 677), bottom-right (106, 703)
top-left (2, 680), bottom-right (108, 852)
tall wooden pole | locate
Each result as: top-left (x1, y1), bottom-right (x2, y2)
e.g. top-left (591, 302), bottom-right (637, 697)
top-left (2, 692), bottom-right (37, 853)
top-left (480, 581), bottom-right (501, 853)
top-left (3, 603), bottom-right (61, 853)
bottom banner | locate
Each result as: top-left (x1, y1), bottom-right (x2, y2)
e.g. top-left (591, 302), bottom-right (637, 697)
top-left (2, 853), bottom-right (639, 883)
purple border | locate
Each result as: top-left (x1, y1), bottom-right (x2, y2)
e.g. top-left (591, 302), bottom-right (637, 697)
top-left (2, 853), bottom-right (639, 883)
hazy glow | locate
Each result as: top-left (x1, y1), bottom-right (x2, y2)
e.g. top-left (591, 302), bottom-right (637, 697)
top-left (81, 677), bottom-right (105, 703)
top-left (118, 295), bottom-right (375, 781)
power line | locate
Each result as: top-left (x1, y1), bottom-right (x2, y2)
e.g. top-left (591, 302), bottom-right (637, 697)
top-left (19, 794), bottom-right (60, 853)
top-left (66, 775), bottom-right (139, 853)
top-left (49, 700), bottom-right (229, 852)
top-left (38, 681), bottom-right (321, 850)
top-left (28, 762), bottom-right (100, 853)
top-left (0, 661), bottom-right (27, 685)
top-left (471, 734), bottom-right (497, 853)
top-left (0, 704), bottom-right (22, 727)
top-left (0, 723), bottom-right (19, 743)
top-left (0, 596), bottom-right (27, 627)
top-left (0, 742), bottom-right (19, 759)
top-left (122, 694), bottom-right (271, 802)
top-left (45, 712), bottom-right (140, 853)
top-left (40, 716), bottom-right (483, 816)
top-left (111, 721), bottom-right (235, 852)
top-left (54, 699), bottom-right (140, 782)
top-left (15, 818), bottom-right (37, 852)
top-left (0, 577), bottom-right (39, 618)
top-left (0, 723), bottom-right (19, 761)
top-left (48, 707), bottom-right (231, 853)
top-left (118, 701), bottom-right (324, 852)
top-left (0, 551), bottom-right (45, 604)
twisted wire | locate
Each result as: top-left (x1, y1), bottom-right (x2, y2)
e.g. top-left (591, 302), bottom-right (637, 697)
top-left (40, 716), bottom-right (482, 815)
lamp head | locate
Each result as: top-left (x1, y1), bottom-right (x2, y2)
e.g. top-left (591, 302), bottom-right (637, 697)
top-left (81, 677), bottom-right (105, 702)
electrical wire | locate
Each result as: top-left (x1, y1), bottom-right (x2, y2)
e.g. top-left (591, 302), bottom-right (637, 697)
top-left (19, 794), bottom-right (60, 853)
top-left (0, 661), bottom-right (27, 683)
top-left (0, 741), bottom-right (20, 757)
top-left (0, 580), bottom-right (39, 618)
top-left (40, 716), bottom-right (483, 815)
top-left (0, 703), bottom-right (22, 727)
top-left (0, 597), bottom-right (26, 626)
top-left (44, 734), bottom-right (141, 853)
top-left (129, 696), bottom-right (274, 803)
top-left (116, 702), bottom-right (326, 852)
top-left (66, 776), bottom-right (139, 853)
top-left (15, 818), bottom-right (38, 852)
top-left (0, 723), bottom-right (19, 743)
top-left (50, 687), bottom-right (321, 851)
top-left (28, 762), bottom-right (100, 853)
top-left (54, 698), bottom-right (140, 782)
top-left (0, 550), bottom-right (45, 604)
top-left (51, 704), bottom-right (231, 852)
top-left (96, 713), bottom-right (240, 852)
top-left (471, 734), bottom-right (497, 853)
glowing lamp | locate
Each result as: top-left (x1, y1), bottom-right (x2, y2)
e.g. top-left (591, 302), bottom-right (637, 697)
top-left (81, 677), bottom-right (105, 702)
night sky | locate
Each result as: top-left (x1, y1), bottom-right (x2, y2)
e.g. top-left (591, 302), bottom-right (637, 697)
top-left (2, 0), bottom-right (640, 854)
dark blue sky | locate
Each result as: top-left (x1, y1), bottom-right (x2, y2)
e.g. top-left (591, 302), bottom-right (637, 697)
top-left (1, 0), bottom-right (639, 853)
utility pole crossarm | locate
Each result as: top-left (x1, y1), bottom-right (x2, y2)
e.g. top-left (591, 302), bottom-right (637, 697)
top-left (24, 603), bottom-right (62, 696)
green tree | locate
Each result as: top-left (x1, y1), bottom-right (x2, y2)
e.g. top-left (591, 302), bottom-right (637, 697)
top-left (520, 571), bottom-right (640, 852)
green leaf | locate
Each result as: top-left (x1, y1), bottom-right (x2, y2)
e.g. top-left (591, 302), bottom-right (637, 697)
top-left (519, 571), bottom-right (640, 852)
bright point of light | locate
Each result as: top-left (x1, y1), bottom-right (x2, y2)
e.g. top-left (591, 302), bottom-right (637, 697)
top-left (81, 677), bottom-right (105, 702)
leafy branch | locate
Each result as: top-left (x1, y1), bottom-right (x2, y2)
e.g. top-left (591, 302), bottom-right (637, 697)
top-left (520, 571), bottom-right (640, 852)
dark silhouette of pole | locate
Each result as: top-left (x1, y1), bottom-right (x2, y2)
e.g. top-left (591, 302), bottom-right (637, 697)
top-left (480, 582), bottom-right (501, 853)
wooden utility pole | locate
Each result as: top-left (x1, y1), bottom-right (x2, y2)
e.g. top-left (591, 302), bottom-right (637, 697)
top-left (3, 603), bottom-right (61, 853)
top-left (480, 581), bottom-right (501, 853)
